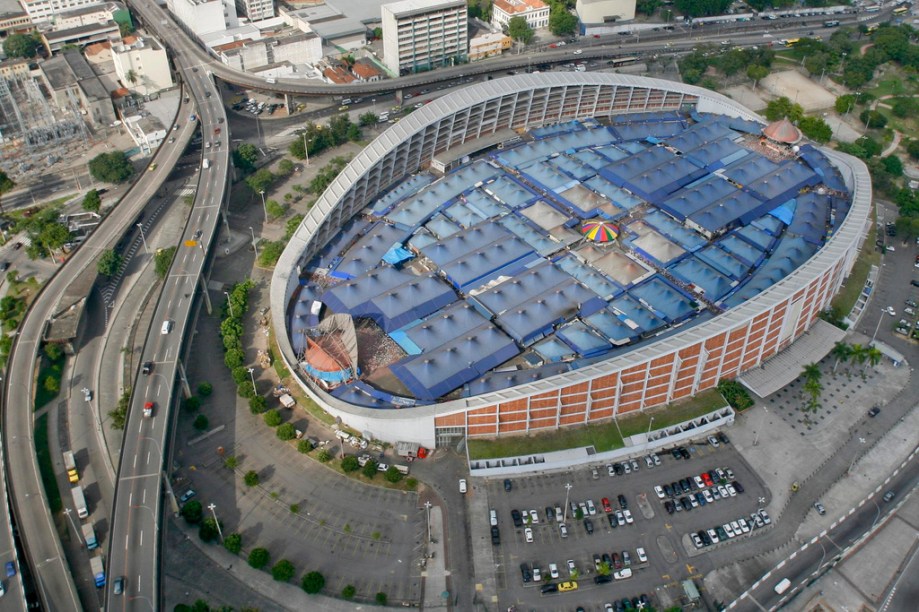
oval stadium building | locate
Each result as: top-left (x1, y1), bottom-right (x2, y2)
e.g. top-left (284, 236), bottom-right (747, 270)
top-left (270, 74), bottom-right (871, 448)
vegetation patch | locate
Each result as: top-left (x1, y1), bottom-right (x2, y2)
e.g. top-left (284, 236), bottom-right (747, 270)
top-left (35, 413), bottom-right (63, 513)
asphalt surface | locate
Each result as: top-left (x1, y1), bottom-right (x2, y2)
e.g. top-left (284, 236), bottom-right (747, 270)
top-left (1, 93), bottom-right (198, 610)
top-left (490, 444), bottom-right (768, 610)
top-left (104, 54), bottom-right (229, 612)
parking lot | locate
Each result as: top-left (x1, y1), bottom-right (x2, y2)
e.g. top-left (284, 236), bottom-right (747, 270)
top-left (488, 439), bottom-right (771, 610)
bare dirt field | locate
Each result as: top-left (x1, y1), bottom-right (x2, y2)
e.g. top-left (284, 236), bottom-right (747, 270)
top-left (760, 70), bottom-right (837, 111)
top-left (722, 84), bottom-right (768, 112)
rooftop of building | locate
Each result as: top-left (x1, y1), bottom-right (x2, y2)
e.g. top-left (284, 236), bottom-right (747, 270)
top-left (382, 0), bottom-right (467, 19)
top-left (52, 1), bottom-right (123, 19)
top-left (492, 0), bottom-right (548, 15)
top-left (113, 35), bottom-right (165, 53)
top-left (43, 20), bottom-right (118, 43)
top-left (290, 111), bottom-right (852, 408)
top-left (0, 0), bottom-right (25, 18)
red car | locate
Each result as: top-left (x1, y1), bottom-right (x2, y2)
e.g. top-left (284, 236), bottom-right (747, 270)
top-left (601, 497), bottom-right (613, 513)
top-left (549, 43), bottom-right (558, 48)
top-left (143, 402), bottom-right (154, 418)
top-left (701, 472), bottom-right (714, 487)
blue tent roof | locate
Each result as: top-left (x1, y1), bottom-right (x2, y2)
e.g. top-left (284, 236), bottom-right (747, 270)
top-left (464, 362), bottom-right (571, 397)
top-left (400, 302), bottom-right (491, 352)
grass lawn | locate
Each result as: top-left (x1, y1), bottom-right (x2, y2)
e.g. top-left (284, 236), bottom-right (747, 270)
top-left (35, 413), bottom-right (63, 514)
top-left (467, 388), bottom-right (728, 460)
top-left (832, 217), bottom-right (881, 316)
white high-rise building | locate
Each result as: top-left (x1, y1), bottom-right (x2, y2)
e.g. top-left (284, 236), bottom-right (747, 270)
top-left (19, 0), bottom-right (105, 25)
top-left (112, 35), bottom-right (175, 95)
top-left (235, 0), bottom-right (273, 22)
top-left (167, 0), bottom-right (238, 37)
top-left (381, 0), bottom-right (467, 76)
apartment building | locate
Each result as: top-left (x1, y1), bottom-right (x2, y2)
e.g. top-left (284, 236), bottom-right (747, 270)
top-left (491, 0), bottom-right (549, 31)
top-left (235, 0), bottom-right (273, 22)
top-left (381, 0), bottom-right (467, 76)
top-left (112, 35), bottom-right (174, 95)
top-left (167, 0), bottom-right (238, 37)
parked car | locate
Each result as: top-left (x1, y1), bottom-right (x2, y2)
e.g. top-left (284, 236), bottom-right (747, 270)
top-left (541, 583), bottom-right (558, 594)
top-left (654, 486), bottom-right (665, 499)
top-left (618, 494), bottom-right (628, 509)
top-left (504, 479), bottom-right (512, 492)
top-left (180, 489), bottom-right (197, 503)
top-left (524, 527), bottom-right (533, 543)
top-left (602, 497), bottom-right (613, 512)
top-left (549, 562), bottom-right (559, 578)
top-left (459, 479), bottom-right (467, 493)
top-left (623, 509), bottom-right (634, 524)
top-left (511, 509), bottom-right (523, 527)
top-left (491, 526), bottom-right (500, 545)
top-left (529, 509), bottom-right (539, 524)
top-left (636, 547), bottom-right (647, 563)
top-left (708, 435), bottom-right (720, 447)
top-left (732, 481), bottom-right (745, 494)
top-left (520, 562), bottom-right (532, 583)
top-left (814, 501), bottom-right (826, 515)
top-left (868, 406), bottom-right (881, 417)
top-left (559, 523), bottom-right (569, 538)
top-left (584, 517), bottom-right (594, 534)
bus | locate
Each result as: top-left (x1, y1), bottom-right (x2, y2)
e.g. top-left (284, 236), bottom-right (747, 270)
top-left (824, 20), bottom-right (841, 27)
top-left (781, 38), bottom-right (801, 46)
top-left (609, 56), bottom-right (639, 67)
top-left (864, 5), bottom-right (881, 12)
top-left (893, 5), bottom-right (909, 15)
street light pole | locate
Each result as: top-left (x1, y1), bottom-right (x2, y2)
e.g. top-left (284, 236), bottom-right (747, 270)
top-left (871, 309), bottom-right (888, 344)
top-left (223, 291), bottom-right (235, 317)
top-left (247, 367), bottom-right (257, 393)
top-left (207, 503), bottom-right (224, 543)
top-left (563, 482), bottom-right (573, 523)
top-left (137, 223), bottom-right (150, 254)
top-left (258, 190), bottom-right (268, 222)
top-left (646, 416), bottom-right (655, 437)
top-left (302, 132), bottom-right (310, 167)
top-left (249, 226), bottom-right (259, 258)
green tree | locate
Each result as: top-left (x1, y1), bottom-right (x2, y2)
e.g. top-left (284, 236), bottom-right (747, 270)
top-left (277, 423), bottom-right (297, 441)
top-left (298, 439), bottom-right (313, 453)
top-left (675, 0), bottom-right (731, 17)
top-left (183, 396), bottom-right (201, 412)
top-left (361, 459), bottom-right (378, 477)
top-left (835, 94), bottom-right (858, 115)
top-left (224, 455), bottom-right (239, 470)
top-left (376, 593), bottom-right (388, 605)
top-left (82, 189), bottom-right (101, 213)
top-left (0, 170), bottom-right (14, 213)
top-left (830, 341), bottom-right (852, 374)
top-left (40, 222), bottom-right (72, 254)
top-left (223, 533), bottom-right (242, 554)
top-left (265, 199), bottom-right (286, 220)
top-left (277, 158), bottom-right (295, 176)
top-left (2, 32), bottom-right (43, 58)
top-left (746, 65), bottom-right (769, 89)
top-left (271, 559), bottom-right (296, 582)
top-left (249, 395), bottom-right (268, 414)
top-left (193, 414), bottom-right (209, 431)
top-left (907, 139), bottom-right (919, 161)
top-left (863, 346), bottom-right (882, 373)
top-left (317, 449), bottom-right (332, 463)
top-left (199, 517), bottom-right (221, 542)
top-left (301, 571), bottom-right (325, 594)
top-left (384, 465), bottom-right (403, 483)
top-left (636, 0), bottom-right (661, 15)
top-left (342, 585), bottom-right (356, 599)
top-left (359, 112), bottom-right (378, 127)
top-left (89, 151), bottom-right (134, 183)
top-left (43, 375), bottom-right (59, 394)
top-left (507, 16), bottom-right (534, 44)
top-left (257, 240), bottom-right (285, 267)
top-left (881, 155), bottom-right (903, 177)
top-left (154, 246), bottom-right (176, 279)
top-left (232, 143), bottom-right (259, 174)
top-left (764, 96), bottom-right (803, 122)
top-left (244, 470), bottom-right (259, 487)
top-left (264, 409), bottom-right (282, 427)
top-left (341, 455), bottom-right (360, 472)
top-left (248, 547), bottom-right (270, 569)
top-left (197, 381), bottom-right (213, 397)
top-left (44, 343), bottom-right (63, 361)
top-left (798, 116), bottom-right (832, 143)
top-left (860, 109), bottom-right (887, 130)
top-left (181, 500), bottom-right (203, 524)
top-left (548, 4), bottom-right (578, 36)
top-left (285, 214), bottom-right (304, 240)
top-left (891, 97), bottom-right (916, 119)
top-left (245, 168), bottom-right (276, 194)
top-left (97, 249), bottom-right (123, 277)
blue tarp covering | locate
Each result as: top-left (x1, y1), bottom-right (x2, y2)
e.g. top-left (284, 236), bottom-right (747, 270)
top-left (382, 245), bottom-right (414, 266)
top-left (629, 277), bottom-right (696, 322)
top-left (696, 244), bottom-right (749, 280)
top-left (422, 223), bottom-right (513, 268)
top-left (390, 322), bottom-right (518, 400)
top-left (441, 236), bottom-right (537, 292)
top-left (723, 236), bottom-right (817, 307)
top-left (797, 144), bottom-right (848, 192)
top-left (464, 363), bottom-right (571, 397)
top-left (321, 268), bottom-right (457, 332)
top-left (609, 294), bottom-right (666, 331)
top-left (307, 218), bottom-right (372, 270)
top-left (533, 336), bottom-right (577, 362)
top-left (768, 200), bottom-right (796, 226)
top-left (787, 192), bottom-right (829, 245)
top-left (332, 223), bottom-right (410, 279)
top-left (494, 281), bottom-right (604, 345)
top-left (474, 261), bottom-right (575, 316)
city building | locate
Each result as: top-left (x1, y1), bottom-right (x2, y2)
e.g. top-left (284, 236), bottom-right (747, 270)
top-left (351, 59), bottom-right (383, 82)
top-left (271, 73), bottom-right (871, 448)
top-left (469, 29), bottom-right (511, 61)
top-left (167, 0), bottom-right (238, 37)
top-left (576, 0), bottom-right (636, 25)
top-left (491, 0), bottom-right (549, 32)
top-left (381, 0), bottom-right (467, 75)
top-left (235, 0), bottom-right (273, 22)
top-left (122, 112), bottom-right (165, 155)
top-left (17, 0), bottom-right (130, 26)
top-left (111, 35), bottom-right (174, 95)
top-left (213, 30), bottom-right (321, 72)
top-left (0, 57), bottom-right (31, 81)
top-left (0, 0), bottom-right (31, 35)
top-left (279, 3), bottom-right (372, 51)
top-left (42, 19), bottom-right (119, 52)
top-left (322, 62), bottom-right (354, 84)
top-left (39, 48), bottom-right (116, 126)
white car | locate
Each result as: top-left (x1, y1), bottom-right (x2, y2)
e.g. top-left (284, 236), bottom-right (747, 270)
top-left (525, 527), bottom-right (534, 543)
top-left (691, 533), bottom-right (704, 548)
top-left (586, 499), bottom-right (597, 515)
top-left (529, 510), bottom-right (539, 524)
top-left (885, 306), bottom-right (896, 316)
top-left (608, 463), bottom-right (615, 476)
top-left (738, 518), bottom-right (751, 534)
top-left (726, 484), bottom-right (737, 497)
top-left (718, 485), bottom-right (730, 499)
top-left (652, 454), bottom-right (661, 466)
top-left (623, 509), bottom-right (634, 524)
top-left (703, 489), bottom-right (715, 504)
top-left (567, 559), bottom-right (577, 575)
top-left (708, 435), bottom-right (720, 447)
top-left (623, 462), bottom-right (631, 474)
top-left (555, 506), bottom-right (564, 523)
top-left (724, 523), bottom-right (736, 538)
top-left (573, 49), bottom-right (583, 54)
top-left (616, 510), bottom-right (626, 526)
top-left (707, 528), bottom-right (720, 544)
top-left (458, 479), bottom-right (467, 493)
top-left (636, 547), bottom-right (647, 563)
top-left (645, 455), bottom-right (654, 468)
top-left (759, 509), bottom-right (772, 525)
top-left (532, 566), bottom-right (541, 582)
top-left (549, 562), bottom-right (559, 579)
top-left (730, 520), bottom-right (742, 534)
top-left (654, 485), bottom-right (665, 499)
top-left (693, 476), bottom-right (705, 489)
top-left (630, 458), bottom-right (640, 472)
top-left (559, 523), bottom-right (568, 538)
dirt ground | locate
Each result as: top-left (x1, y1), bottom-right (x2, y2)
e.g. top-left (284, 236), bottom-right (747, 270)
top-left (760, 69), bottom-right (837, 111)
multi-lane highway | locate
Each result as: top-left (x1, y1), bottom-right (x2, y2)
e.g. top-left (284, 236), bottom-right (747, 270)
top-left (103, 55), bottom-right (230, 612)
top-left (1, 100), bottom-right (199, 610)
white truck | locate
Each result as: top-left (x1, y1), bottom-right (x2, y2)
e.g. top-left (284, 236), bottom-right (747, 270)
top-left (90, 555), bottom-right (105, 587)
top-left (71, 485), bottom-right (88, 519)
top-left (82, 523), bottom-right (98, 550)
top-left (202, 158), bottom-right (211, 169)
top-left (279, 394), bottom-right (295, 408)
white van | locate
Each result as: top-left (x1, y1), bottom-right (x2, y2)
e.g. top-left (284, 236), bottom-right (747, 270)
top-left (489, 510), bottom-right (497, 526)
top-left (774, 578), bottom-right (791, 594)
top-left (161, 320), bottom-right (173, 335)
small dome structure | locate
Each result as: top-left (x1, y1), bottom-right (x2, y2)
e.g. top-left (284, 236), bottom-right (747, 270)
top-left (763, 118), bottom-right (802, 145)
